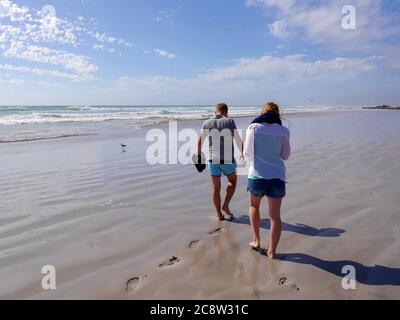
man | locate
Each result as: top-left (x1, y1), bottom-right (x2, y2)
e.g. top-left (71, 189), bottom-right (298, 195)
top-left (198, 103), bottom-right (244, 221)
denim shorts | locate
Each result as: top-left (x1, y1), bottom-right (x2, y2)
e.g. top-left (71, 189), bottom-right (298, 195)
top-left (208, 162), bottom-right (237, 177)
top-left (247, 178), bottom-right (286, 199)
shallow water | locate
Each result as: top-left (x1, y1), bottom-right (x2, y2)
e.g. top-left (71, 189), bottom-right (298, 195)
top-left (0, 105), bottom-right (362, 142)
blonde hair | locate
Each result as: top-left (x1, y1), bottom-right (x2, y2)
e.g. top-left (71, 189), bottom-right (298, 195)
top-left (262, 102), bottom-right (280, 117)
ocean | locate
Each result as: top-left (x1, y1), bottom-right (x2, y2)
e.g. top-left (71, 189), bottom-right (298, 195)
top-left (0, 105), bottom-right (363, 143)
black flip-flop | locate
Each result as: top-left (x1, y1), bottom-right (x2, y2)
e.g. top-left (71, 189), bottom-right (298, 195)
top-left (250, 246), bottom-right (268, 256)
top-left (192, 153), bottom-right (206, 173)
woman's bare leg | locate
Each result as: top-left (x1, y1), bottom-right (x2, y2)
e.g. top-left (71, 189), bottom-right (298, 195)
top-left (249, 195), bottom-right (262, 248)
top-left (267, 197), bottom-right (282, 259)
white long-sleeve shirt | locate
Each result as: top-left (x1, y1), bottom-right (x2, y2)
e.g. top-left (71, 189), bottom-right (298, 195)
top-left (244, 123), bottom-right (291, 181)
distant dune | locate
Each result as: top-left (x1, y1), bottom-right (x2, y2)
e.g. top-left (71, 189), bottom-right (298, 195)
top-left (362, 105), bottom-right (400, 110)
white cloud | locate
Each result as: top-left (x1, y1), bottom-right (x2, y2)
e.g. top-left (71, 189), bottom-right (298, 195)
top-left (155, 10), bottom-right (177, 26)
top-left (92, 43), bottom-right (104, 50)
top-left (198, 54), bottom-right (382, 83)
top-left (89, 31), bottom-right (117, 43)
top-left (0, 77), bottom-right (25, 85)
top-left (268, 20), bottom-right (288, 38)
top-left (0, 0), bottom-right (96, 81)
top-left (0, 24), bottom-right (22, 42)
top-left (155, 48), bottom-right (176, 59)
top-left (32, 80), bottom-right (65, 87)
top-left (118, 54), bottom-right (384, 92)
top-left (88, 31), bottom-right (134, 51)
top-left (4, 42), bottom-right (97, 75)
top-left (0, 0), bottom-right (135, 82)
top-left (245, 0), bottom-right (295, 12)
top-left (0, 1), bottom-right (78, 45)
top-left (0, 63), bottom-right (92, 81)
top-left (0, 0), bottom-right (32, 22)
top-left (92, 43), bottom-right (116, 54)
top-left (112, 52), bottom-right (397, 105)
top-left (247, 0), bottom-right (400, 54)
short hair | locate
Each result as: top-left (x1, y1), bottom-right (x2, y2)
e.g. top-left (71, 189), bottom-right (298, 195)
top-left (216, 103), bottom-right (228, 115)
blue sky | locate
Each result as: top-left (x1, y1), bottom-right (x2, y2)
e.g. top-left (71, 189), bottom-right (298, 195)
top-left (0, 0), bottom-right (399, 106)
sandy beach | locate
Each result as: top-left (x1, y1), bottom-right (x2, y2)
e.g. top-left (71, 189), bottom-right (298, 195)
top-left (0, 110), bottom-right (399, 300)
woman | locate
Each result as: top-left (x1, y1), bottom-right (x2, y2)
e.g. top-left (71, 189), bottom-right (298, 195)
top-left (244, 102), bottom-right (291, 259)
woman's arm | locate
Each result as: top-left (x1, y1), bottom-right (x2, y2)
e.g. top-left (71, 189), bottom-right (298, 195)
top-left (244, 125), bottom-right (255, 162)
top-left (233, 129), bottom-right (244, 158)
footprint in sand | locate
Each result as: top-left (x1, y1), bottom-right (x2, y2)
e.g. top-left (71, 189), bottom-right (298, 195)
top-left (89, 242), bottom-right (98, 249)
top-left (189, 240), bottom-right (201, 249)
top-left (126, 275), bottom-right (147, 293)
top-left (209, 228), bottom-right (223, 236)
top-left (278, 275), bottom-right (300, 291)
top-left (159, 256), bottom-right (181, 268)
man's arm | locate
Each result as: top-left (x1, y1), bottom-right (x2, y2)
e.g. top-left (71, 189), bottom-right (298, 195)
top-left (197, 132), bottom-right (206, 156)
top-left (231, 120), bottom-right (243, 158)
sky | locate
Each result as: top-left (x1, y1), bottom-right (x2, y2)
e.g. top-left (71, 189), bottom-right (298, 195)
top-left (0, 0), bottom-right (399, 106)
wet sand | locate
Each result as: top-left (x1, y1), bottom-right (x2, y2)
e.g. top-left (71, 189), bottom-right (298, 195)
top-left (0, 110), bottom-right (399, 299)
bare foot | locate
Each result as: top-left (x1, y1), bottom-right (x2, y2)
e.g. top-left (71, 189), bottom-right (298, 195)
top-left (249, 241), bottom-right (260, 249)
top-left (222, 204), bottom-right (233, 216)
top-left (217, 214), bottom-right (225, 221)
top-left (266, 248), bottom-right (276, 259)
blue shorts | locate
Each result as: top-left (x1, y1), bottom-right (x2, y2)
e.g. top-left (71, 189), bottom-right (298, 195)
top-left (247, 178), bottom-right (286, 199)
top-left (208, 162), bottom-right (237, 177)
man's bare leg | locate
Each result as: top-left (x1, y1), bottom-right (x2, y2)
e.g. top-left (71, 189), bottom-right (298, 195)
top-left (222, 174), bottom-right (237, 218)
top-left (211, 176), bottom-right (224, 221)
top-left (249, 195), bottom-right (262, 248)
